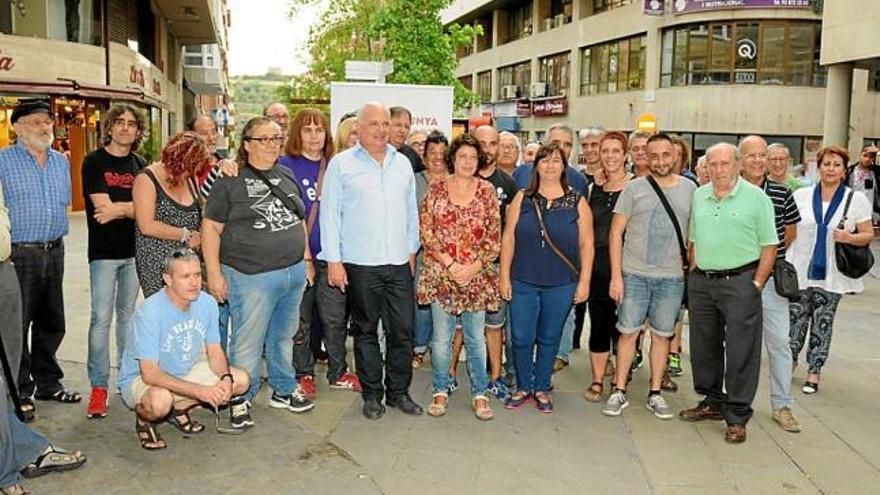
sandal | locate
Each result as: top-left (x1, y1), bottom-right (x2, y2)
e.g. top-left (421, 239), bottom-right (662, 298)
top-left (661, 373), bottom-right (679, 393)
top-left (802, 381), bottom-right (819, 394)
top-left (34, 389), bottom-right (81, 404)
top-left (136, 419), bottom-right (167, 450)
top-left (0, 483), bottom-right (30, 495)
top-left (472, 395), bottom-right (494, 421)
top-left (584, 382), bottom-right (604, 402)
top-left (412, 352), bottom-right (425, 369)
top-left (20, 445), bottom-right (87, 478)
top-left (427, 392), bottom-right (448, 417)
top-left (166, 407), bottom-right (206, 435)
top-left (19, 398), bottom-right (35, 423)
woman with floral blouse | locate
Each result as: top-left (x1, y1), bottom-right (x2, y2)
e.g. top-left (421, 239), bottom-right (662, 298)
top-left (417, 133), bottom-right (501, 421)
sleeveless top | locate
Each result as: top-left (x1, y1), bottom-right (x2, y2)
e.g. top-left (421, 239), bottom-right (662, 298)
top-left (511, 189), bottom-right (582, 286)
top-left (589, 185), bottom-right (624, 250)
top-left (135, 168), bottom-right (202, 297)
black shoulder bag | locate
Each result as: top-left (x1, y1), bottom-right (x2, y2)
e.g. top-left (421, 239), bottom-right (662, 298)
top-left (249, 166), bottom-right (304, 219)
top-left (763, 183), bottom-right (801, 299)
top-left (835, 190), bottom-right (875, 279)
top-left (646, 176), bottom-right (688, 308)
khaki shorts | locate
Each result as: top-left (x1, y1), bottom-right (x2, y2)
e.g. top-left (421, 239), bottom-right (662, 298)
top-left (122, 358), bottom-right (219, 409)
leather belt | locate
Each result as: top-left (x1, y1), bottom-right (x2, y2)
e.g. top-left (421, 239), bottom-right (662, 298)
top-left (12, 238), bottom-right (63, 251)
top-left (694, 260), bottom-right (759, 279)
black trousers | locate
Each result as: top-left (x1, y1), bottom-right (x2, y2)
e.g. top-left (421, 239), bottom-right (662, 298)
top-left (11, 244), bottom-right (67, 398)
top-left (345, 263), bottom-right (414, 401)
top-left (293, 261), bottom-right (350, 382)
top-left (588, 249), bottom-right (618, 354)
top-left (688, 268), bottom-right (763, 426)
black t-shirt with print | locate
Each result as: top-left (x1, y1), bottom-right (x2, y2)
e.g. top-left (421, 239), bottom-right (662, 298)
top-left (82, 148), bottom-right (145, 261)
top-left (479, 167), bottom-right (518, 228)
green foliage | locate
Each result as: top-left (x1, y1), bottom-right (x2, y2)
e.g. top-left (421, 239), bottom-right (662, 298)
top-left (229, 75), bottom-right (287, 122)
top-left (285, 0), bottom-right (480, 110)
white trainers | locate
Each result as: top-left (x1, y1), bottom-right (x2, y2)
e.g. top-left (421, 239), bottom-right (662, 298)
top-left (646, 394), bottom-right (674, 420)
top-left (602, 390), bottom-right (629, 417)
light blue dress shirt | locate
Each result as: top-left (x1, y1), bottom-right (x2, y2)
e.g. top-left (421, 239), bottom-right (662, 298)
top-left (0, 143), bottom-right (71, 243)
top-left (319, 143), bottom-right (420, 265)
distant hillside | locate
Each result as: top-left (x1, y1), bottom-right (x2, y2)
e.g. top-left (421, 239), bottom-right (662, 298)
top-left (230, 75), bottom-right (289, 122)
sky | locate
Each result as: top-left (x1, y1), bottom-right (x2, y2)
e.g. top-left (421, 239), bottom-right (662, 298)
top-left (227, 0), bottom-right (322, 76)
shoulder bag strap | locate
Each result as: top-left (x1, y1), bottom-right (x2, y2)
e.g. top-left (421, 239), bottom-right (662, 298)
top-left (249, 166), bottom-right (302, 218)
top-left (646, 176), bottom-right (688, 271)
top-left (306, 158), bottom-right (328, 235)
top-left (531, 197), bottom-right (579, 277)
top-left (837, 189), bottom-right (854, 229)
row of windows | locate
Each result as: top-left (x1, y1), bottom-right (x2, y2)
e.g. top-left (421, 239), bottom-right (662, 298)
top-left (464, 20), bottom-right (827, 103)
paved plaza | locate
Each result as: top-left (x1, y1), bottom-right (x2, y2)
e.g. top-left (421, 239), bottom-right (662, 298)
top-left (18, 213), bottom-right (880, 494)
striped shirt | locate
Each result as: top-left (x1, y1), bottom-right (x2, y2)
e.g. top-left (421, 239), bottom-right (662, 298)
top-left (761, 178), bottom-right (800, 259)
top-left (0, 143), bottom-right (71, 243)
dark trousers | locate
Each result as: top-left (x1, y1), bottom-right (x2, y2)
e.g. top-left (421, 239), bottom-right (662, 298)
top-left (345, 263), bottom-right (414, 401)
top-left (293, 261), bottom-right (350, 382)
top-left (588, 251), bottom-right (618, 354)
top-left (688, 268), bottom-right (763, 426)
top-left (11, 245), bottom-right (66, 399)
top-left (0, 262), bottom-right (22, 381)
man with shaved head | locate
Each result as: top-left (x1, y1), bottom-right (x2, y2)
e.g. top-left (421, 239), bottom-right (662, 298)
top-left (320, 102), bottom-right (423, 420)
top-left (681, 142), bottom-right (778, 444)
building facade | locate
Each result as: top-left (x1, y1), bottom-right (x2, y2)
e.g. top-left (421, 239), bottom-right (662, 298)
top-left (445, 0), bottom-right (880, 167)
top-left (0, 0), bottom-right (226, 210)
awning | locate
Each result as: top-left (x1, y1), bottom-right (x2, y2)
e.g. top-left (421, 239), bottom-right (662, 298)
top-left (0, 78), bottom-right (168, 109)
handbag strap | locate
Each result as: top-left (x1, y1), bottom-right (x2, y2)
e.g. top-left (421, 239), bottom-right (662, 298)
top-left (646, 176), bottom-right (688, 270)
top-left (306, 158), bottom-right (328, 235)
top-left (837, 189), bottom-right (854, 229)
top-left (248, 166), bottom-right (302, 217)
top-left (531, 197), bottom-right (579, 277)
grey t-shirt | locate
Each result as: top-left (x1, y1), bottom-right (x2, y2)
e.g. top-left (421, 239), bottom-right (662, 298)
top-left (205, 165), bottom-right (306, 274)
top-left (614, 176), bottom-right (696, 278)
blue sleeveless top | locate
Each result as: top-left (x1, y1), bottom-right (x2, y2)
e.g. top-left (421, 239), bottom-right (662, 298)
top-left (512, 189), bottom-right (583, 286)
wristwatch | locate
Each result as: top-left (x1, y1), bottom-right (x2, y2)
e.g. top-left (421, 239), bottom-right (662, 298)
top-left (220, 372), bottom-right (234, 384)
top-left (752, 279), bottom-right (763, 292)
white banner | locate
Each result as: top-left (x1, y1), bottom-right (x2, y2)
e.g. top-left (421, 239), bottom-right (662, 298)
top-left (330, 82), bottom-right (454, 138)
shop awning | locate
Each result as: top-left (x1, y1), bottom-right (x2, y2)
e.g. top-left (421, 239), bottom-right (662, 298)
top-left (0, 78), bottom-right (168, 109)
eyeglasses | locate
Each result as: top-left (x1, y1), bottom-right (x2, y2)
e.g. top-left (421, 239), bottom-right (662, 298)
top-left (246, 136), bottom-right (284, 145)
top-left (114, 119), bottom-right (139, 129)
top-left (742, 152), bottom-right (768, 161)
top-left (20, 118), bottom-right (53, 128)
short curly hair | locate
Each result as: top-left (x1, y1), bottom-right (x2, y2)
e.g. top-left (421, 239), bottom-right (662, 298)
top-left (445, 133), bottom-right (486, 175)
top-left (160, 131), bottom-right (212, 186)
top-left (100, 104), bottom-right (146, 149)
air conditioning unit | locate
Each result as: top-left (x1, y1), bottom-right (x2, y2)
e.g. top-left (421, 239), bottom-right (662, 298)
top-left (501, 85), bottom-right (519, 100)
top-left (553, 14), bottom-right (564, 28)
top-left (530, 82), bottom-right (548, 98)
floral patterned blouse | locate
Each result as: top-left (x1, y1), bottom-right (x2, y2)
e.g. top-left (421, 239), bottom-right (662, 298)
top-left (417, 178), bottom-right (501, 314)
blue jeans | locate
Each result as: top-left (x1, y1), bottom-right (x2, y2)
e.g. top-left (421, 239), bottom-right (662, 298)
top-left (217, 302), bottom-right (231, 353)
top-left (556, 307), bottom-right (575, 362)
top-left (617, 273), bottom-right (685, 337)
top-left (223, 263), bottom-right (306, 401)
top-left (510, 280), bottom-right (576, 393)
top-left (1, 373), bottom-right (49, 488)
top-left (762, 277), bottom-right (793, 410)
top-left (87, 258), bottom-right (140, 389)
top-left (413, 255), bottom-right (432, 354)
top-left (429, 304), bottom-right (488, 397)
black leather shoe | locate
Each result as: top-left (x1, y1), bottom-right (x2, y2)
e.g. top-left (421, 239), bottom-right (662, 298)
top-left (386, 394), bottom-right (424, 416)
top-left (362, 399), bottom-right (385, 420)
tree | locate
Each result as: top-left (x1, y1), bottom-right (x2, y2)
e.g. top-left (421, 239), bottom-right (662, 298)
top-left (284, 0), bottom-right (480, 110)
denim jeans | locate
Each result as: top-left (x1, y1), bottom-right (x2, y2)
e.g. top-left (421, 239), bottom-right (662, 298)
top-left (556, 308), bottom-right (575, 362)
top-left (86, 258), bottom-right (140, 389)
top-left (217, 302), bottom-right (231, 353)
top-left (762, 277), bottom-right (793, 410)
top-left (412, 255), bottom-right (432, 355)
top-left (223, 262), bottom-right (306, 401)
top-left (510, 280), bottom-right (576, 393)
top-left (617, 273), bottom-right (685, 337)
top-left (1, 373), bottom-right (49, 488)
top-left (429, 304), bottom-right (488, 397)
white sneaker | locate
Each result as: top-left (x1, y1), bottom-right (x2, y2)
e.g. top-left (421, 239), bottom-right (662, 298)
top-left (646, 394), bottom-right (674, 420)
top-left (602, 390), bottom-right (629, 417)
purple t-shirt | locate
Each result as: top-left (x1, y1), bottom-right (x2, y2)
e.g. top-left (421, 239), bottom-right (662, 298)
top-left (279, 154), bottom-right (322, 257)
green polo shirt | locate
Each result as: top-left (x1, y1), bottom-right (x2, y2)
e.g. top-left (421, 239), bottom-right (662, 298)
top-left (689, 178), bottom-right (778, 270)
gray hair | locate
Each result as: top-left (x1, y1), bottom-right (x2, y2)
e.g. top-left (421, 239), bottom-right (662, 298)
top-left (736, 134), bottom-right (767, 155)
top-left (768, 142), bottom-right (791, 157)
top-left (544, 124), bottom-right (574, 144)
top-left (499, 131), bottom-right (521, 150)
top-left (628, 130), bottom-right (652, 147)
top-left (357, 102), bottom-right (389, 121)
top-left (706, 142), bottom-right (740, 161)
top-left (162, 248), bottom-right (201, 275)
top-left (577, 126), bottom-right (605, 140)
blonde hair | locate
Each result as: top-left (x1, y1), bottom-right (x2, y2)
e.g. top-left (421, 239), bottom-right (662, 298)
top-left (335, 116), bottom-right (358, 152)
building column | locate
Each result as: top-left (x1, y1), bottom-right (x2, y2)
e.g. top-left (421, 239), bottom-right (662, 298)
top-left (822, 62), bottom-right (854, 147)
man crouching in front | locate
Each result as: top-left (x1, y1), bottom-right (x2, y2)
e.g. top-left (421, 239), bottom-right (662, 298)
top-left (117, 248), bottom-right (251, 450)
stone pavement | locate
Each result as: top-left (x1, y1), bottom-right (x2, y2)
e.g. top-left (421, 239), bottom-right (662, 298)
top-left (19, 213), bottom-right (880, 494)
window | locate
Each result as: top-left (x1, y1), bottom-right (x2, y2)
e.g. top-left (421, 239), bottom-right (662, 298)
top-left (46, 0), bottom-right (103, 45)
top-left (591, 0), bottom-right (633, 15)
top-left (499, 61), bottom-right (532, 99)
top-left (539, 52), bottom-right (570, 97)
top-left (501, 2), bottom-right (532, 44)
top-left (477, 71), bottom-right (492, 102)
top-left (475, 15), bottom-right (493, 52)
top-left (660, 21), bottom-right (825, 88)
top-left (870, 70), bottom-right (880, 92)
top-left (458, 75), bottom-right (474, 92)
top-left (580, 35), bottom-right (646, 95)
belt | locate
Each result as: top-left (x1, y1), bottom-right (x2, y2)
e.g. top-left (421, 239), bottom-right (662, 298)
top-left (694, 260), bottom-right (759, 279)
top-left (12, 238), bottom-right (63, 251)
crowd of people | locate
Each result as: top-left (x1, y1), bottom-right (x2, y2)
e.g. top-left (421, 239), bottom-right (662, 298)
top-left (0, 96), bottom-right (876, 493)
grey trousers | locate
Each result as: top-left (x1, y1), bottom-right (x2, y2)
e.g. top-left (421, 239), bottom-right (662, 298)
top-left (0, 261), bottom-right (22, 380)
top-left (688, 268), bottom-right (763, 426)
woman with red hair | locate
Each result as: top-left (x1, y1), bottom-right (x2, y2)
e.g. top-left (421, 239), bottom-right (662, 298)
top-left (133, 131), bottom-right (212, 297)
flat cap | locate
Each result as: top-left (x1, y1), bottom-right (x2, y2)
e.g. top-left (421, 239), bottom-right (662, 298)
top-left (11, 100), bottom-right (52, 124)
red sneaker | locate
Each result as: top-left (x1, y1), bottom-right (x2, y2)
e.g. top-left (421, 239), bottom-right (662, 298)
top-left (86, 386), bottom-right (108, 419)
top-left (298, 375), bottom-right (317, 400)
top-left (330, 372), bottom-right (362, 392)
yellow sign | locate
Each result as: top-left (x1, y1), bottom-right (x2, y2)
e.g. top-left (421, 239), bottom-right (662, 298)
top-left (636, 113), bottom-right (658, 133)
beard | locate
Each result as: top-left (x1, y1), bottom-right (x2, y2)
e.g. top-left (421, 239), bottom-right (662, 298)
top-left (20, 131), bottom-right (53, 152)
top-left (649, 162), bottom-right (674, 178)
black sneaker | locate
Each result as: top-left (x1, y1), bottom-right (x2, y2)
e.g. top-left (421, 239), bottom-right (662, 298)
top-left (631, 350), bottom-right (644, 372)
top-left (230, 396), bottom-right (254, 429)
top-left (269, 388), bottom-right (315, 413)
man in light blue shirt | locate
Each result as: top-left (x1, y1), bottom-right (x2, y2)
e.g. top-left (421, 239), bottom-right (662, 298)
top-left (320, 102), bottom-right (422, 420)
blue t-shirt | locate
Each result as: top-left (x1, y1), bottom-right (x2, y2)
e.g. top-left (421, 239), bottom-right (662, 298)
top-left (279, 154), bottom-right (322, 257)
top-left (117, 290), bottom-right (220, 391)
top-left (512, 163), bottom-right (589, 197)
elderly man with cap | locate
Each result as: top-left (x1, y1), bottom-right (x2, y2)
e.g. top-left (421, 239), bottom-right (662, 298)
top-left (0, 101), bottom-right (78, 422)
